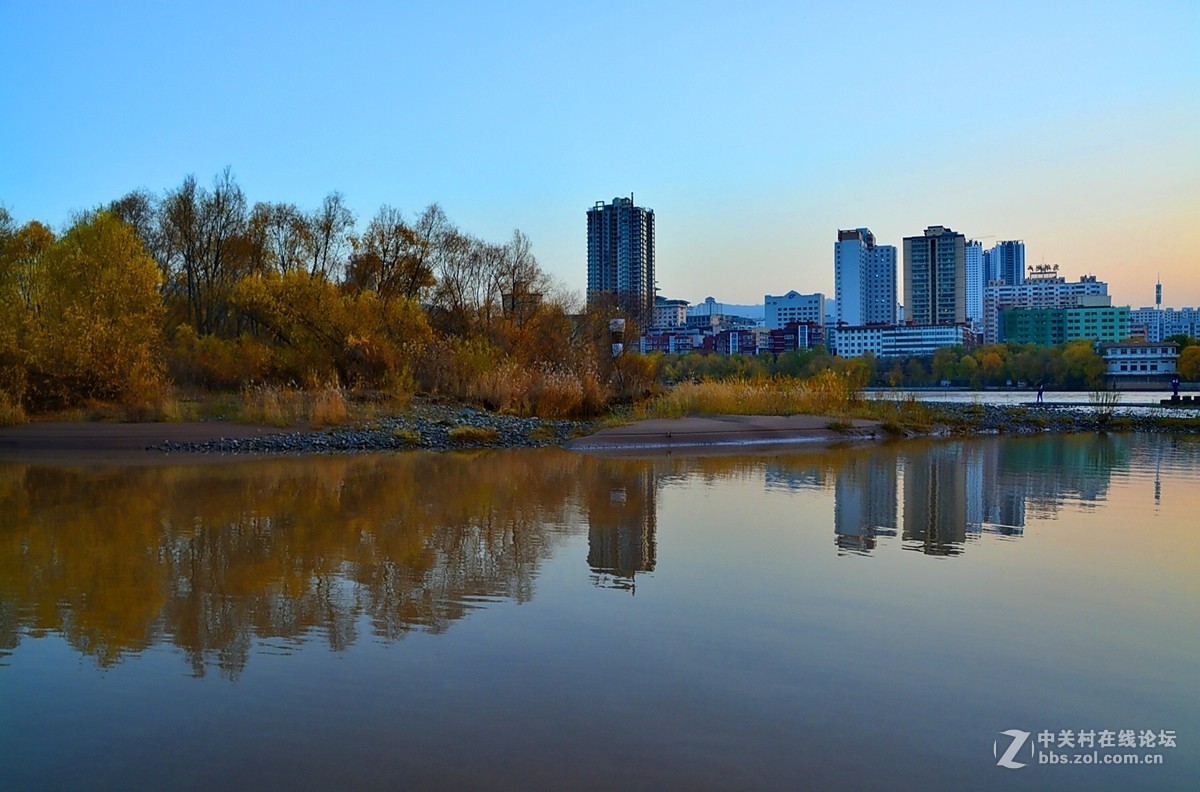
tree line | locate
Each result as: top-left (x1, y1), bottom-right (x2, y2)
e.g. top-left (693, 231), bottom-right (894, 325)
top-left (1, 169), bottom-right (651, 419)
top-left (658, 337), bottom-right (1200, 390)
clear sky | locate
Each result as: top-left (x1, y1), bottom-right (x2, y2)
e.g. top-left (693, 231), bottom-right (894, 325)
top-left (2, 0), bottom-right (1198, 308)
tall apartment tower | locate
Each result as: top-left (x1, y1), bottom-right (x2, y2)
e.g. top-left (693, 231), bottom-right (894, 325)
top-left (965, 240), bottom-right (984, 329)
top-left (587, 196), bottom-right (655, 319)
top-left (903, 225), bottom-right (966, 325)
top-left (985, 240), bottom-right (1026, 286)
top-left (834, 228), bottom-right (897, 326)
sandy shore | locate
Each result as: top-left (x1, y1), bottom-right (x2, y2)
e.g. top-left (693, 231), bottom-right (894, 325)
top-left (563, 414), bottom-right (881, 452)
top-left (0, 421), bottom-right (290, 463)
top-left (0, 414), bottom-right (882, 462)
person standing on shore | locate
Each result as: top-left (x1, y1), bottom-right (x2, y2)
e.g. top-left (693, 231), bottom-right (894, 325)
top-left (1172, 374), bottom-right (1181, 398)
top-left (1037, 382), bottom-right (1044, 404)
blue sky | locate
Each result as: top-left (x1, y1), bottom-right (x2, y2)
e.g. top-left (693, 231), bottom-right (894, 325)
top-left (2, 0), bottom-right (1198, 307)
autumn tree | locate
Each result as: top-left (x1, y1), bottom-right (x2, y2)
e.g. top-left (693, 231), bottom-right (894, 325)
top-left (346, 204), bottom-right (438, 302)
top-left (159, 169), bottom-right (249, 335)
top-left (1178, 346), bottom-right (1200, 381)
top-left (20, 212), bottom-right (164, 406)
top-left (232, 270), bottom-right (432, 389)
top-left (0, 217), bottom-right (56, 403)
top-left (1060, 340), bottom-right (1104, 388)
top-left (306, 192), bottom-right (355, 278)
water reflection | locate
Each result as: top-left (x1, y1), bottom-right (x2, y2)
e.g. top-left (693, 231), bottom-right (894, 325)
top-left (834, 434), bottom-right (1144, 556)
top-left (1, 434), bottom-right (1196, 673)
top-left (0, 452), bottom-right (591, 676)
top-left (585, 462), bottom-right (657, 591)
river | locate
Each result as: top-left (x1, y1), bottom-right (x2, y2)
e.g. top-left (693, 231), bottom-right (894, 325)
top-left (1, 435), bottom-right (1197, 789)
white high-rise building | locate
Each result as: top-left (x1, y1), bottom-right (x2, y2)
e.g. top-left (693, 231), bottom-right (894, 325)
top-left (834, 228), bottom-right (897, 326)
top-left (965, 240), bottom-right (984, 330)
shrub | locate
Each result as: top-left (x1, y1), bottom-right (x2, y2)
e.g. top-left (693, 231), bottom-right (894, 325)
top-left (448, 426), bottom-right (499, 444)
top-left (392, 428), bottom-right (421, 446)
top-left (0, 391), bottom-right (26, 426)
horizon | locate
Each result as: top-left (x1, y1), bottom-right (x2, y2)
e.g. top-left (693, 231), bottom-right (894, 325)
top-left (2, 1), bottom-right (1197, 308)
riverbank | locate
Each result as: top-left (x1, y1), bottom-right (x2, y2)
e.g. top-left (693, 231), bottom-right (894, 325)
top-left (2, 400), bottom-right (1199, 459)
top-left (0, 402), bottom-right (594, 458)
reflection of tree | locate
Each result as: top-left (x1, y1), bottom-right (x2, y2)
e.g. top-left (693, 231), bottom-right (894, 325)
top-left (999, 435), bottom-right (1129, 519)
top-left (0, 451), bottom-right (588, 677)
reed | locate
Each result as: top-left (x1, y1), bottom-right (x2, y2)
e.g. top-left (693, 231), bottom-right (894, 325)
top-left (642, 373), bottom-right (940, 433)
top-left (0, 393), bottom-right (27, 426)
top-left (643, 370), bottom-right (861, 419)
top-left (239, 383), bottom-right (351, 428)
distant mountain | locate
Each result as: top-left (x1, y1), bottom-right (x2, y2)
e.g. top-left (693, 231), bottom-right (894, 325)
top-left (685, 300), bottom-right (764, 319)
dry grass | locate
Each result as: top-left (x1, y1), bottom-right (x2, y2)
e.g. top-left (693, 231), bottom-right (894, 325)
top-left (642, 372), bottom-right (939, 433)
top-left (309, 387), bottom-right (349, 428)
top-left (392, 428), bottom-right (421, 446)
top-left (239, 384), bottom-right (351, 428)
top-left (0, 393), bottom-right (27, 427)
top-left (468, 362), bottom-right (608, 419)
top-left (448, 426), bottom-right (500, 444)
top-left (644, 370), bottom-right (861, 419)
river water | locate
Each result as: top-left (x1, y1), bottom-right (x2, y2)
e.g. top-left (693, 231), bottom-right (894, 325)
top-left (1, 435), bottom-right (1197, 789)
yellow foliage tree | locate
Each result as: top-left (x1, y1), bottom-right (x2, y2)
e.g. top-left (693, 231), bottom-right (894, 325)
top-left (232, 270), bottom-right (432, 390)
top-left (0, 219), bottom-right (56, 403)
top-left (6, 212), bottom-right (164, 408)
top-left (1178, 346), bottom-right (1200, 381)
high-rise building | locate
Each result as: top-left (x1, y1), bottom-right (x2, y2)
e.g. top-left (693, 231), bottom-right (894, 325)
top-left (965, 239), bottom-right (984, 329)
top-left (984, 240), bottom-right (1026, 286)
top-left (834, 228), bottom-right (897, 326)
top-left (587, 196), bottom-right (655, 319)
top-left (903, 225), bottom-right (966, 325)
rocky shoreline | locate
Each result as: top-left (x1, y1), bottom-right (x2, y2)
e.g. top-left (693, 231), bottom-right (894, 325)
top-left (926, 402), bottom-right (1200, 436)
top-left (152, 403), bottom-right (595, 454)
top-left (147, 401), bottom-right (1200, 455)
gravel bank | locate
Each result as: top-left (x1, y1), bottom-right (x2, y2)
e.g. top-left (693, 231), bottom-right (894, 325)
top-left (925, 402), bottom-right (1200, 435)
top-left (152, 401), bottom-right (1200, 455)
top-left (152, 403), bottom-right (594, 454)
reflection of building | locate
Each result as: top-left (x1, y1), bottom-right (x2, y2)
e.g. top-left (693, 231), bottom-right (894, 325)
top-left (833, 456), bottom-right (898, 555)
top-left (902, 445), bottom-right (968, 555)
top-left (586, 465), bottom-right (657, 590)
top-left (965, 442), bottom-right (1026, 536)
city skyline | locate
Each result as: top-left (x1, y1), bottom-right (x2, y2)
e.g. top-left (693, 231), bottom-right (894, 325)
top-left (1, 2), bottom-right (1197, 307)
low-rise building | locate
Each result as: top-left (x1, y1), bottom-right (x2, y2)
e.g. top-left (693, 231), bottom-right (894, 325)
top-left (639, 329), bottom-right (703, 354)
top-left (1102, 342), bottom-right (1178, 377)
top-left (651, 297), bottom-right (689, 329)
top-left (830, 323), bottom-right (970, 359)
top-left (1003, 305), bottom-right (1129, 345)
top-left (765, 291), bottom-right (825, 331)
top-left (983, 273), bottom-right (1110, 344)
